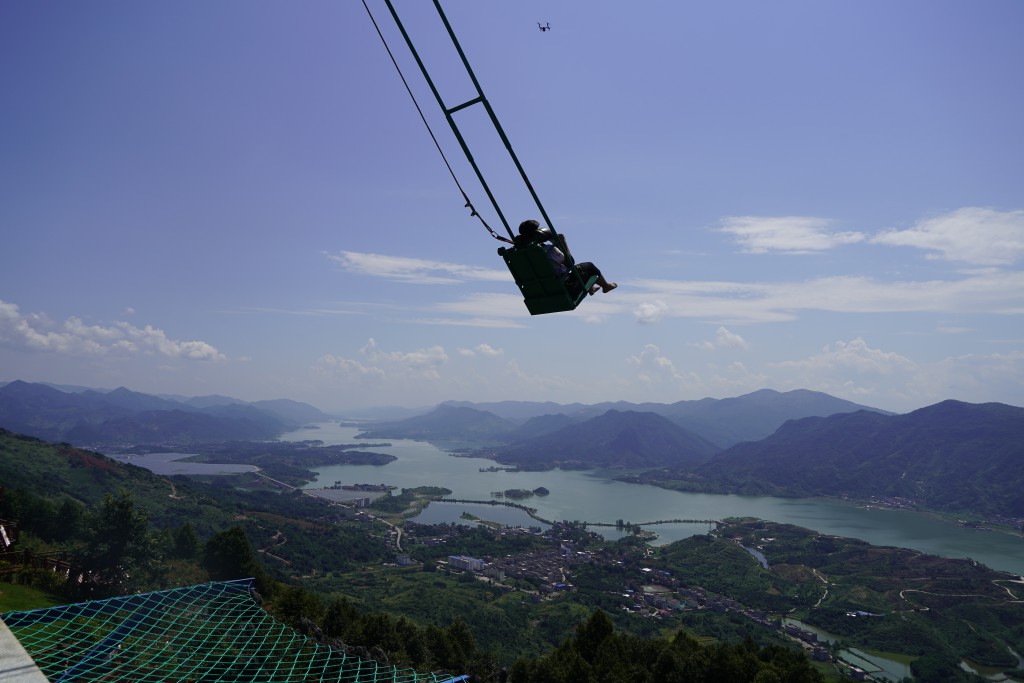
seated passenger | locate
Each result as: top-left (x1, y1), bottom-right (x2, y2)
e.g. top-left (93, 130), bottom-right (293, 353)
top-left (516, 219), bottom-right (617, 295)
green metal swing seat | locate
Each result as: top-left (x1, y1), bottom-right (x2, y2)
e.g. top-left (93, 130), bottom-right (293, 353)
top-left (498, 244), bottom-right (599, 316)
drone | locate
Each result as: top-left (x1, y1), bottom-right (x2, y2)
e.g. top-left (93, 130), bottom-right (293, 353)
top-left (537, 22), bottom-right (551, 32)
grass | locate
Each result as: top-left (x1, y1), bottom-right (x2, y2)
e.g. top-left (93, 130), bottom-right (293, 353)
top-left (0, 581), bottom-right (64, 613)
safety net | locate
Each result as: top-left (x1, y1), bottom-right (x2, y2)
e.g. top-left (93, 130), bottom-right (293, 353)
top-left (1, 579), bottom-right (465, 682)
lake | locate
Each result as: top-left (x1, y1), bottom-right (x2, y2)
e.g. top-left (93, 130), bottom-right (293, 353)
top-left (107, 452), bottom-right (257, 476)
top-left (286, 423), bottom-right (1024, 576)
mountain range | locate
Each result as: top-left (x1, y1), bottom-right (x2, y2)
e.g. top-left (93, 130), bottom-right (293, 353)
top-left (689, 400), bottom-right (1024, 516)
top-left (442, 389), bottom-right (890, 448)
top-left (359, 393), bottom-right (1024, 516)
top-left (0, 380), bottom-right (332, 446)
top-left (1, 380), bottom-right (1021, 517)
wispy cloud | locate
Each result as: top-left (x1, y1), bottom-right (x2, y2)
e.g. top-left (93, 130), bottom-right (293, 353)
top-left (719, 216), bottom-right (866, 254)
top-left (0, 299), bottom-right (225, 360)
top-left (692, 326), bottom-right (750, 351)
top-left (326, 251), bottom-right (508, 284)
top-left (872, 207), bottom-right (1024, 265)
top-left (457, 344), bottom-right (505, 358)
top-left (627, 269), bottom-right (1024, 324)
top-left (317, 337), bottom-right (448, 383)
top-left (626, 344), bottom-right (699, 385)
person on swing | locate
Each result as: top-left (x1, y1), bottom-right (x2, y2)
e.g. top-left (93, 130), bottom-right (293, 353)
top-left (513, 219), bottom-right (618, 295)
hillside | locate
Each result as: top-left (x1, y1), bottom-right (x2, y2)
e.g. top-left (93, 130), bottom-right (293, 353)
top-left (693, 400), bottom-right (1024, 516)
top-left (0, 427), bottom-right (233, 532)
top-left (492, 410), bottom-right (721, 470)
top-left (0, 381), bottom-right (331, 446)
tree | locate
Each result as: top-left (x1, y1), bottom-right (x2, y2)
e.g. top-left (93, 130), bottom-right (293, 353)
top-left (173, 522), bottom-right (200, 559)
top-left (81, 489), bottom-right (159, 595)
top-left (202, 526), bottom-right (271, 592)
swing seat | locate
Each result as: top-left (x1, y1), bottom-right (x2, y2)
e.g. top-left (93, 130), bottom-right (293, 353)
top-left (498, 245), bottom-right (599, 315)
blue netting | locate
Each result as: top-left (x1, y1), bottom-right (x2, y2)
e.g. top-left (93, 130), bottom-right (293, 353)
top-left (2, 580), bottom-right (466, 682)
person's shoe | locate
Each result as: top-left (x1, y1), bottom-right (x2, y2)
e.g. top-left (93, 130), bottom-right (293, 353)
top-left (589, 284), bottom-right (601, 295)
top-left (602, 283), bottom-right (618, 293)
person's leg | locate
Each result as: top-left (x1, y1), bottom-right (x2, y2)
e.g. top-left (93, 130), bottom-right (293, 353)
top-left (577, 262), bottom-right (617, 294)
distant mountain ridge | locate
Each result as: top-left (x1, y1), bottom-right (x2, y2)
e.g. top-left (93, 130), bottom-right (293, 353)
top-left (0, 380), bottom-right (333, 446)
top-left (356, 404), bottom-right (517, 442)
top-left (493, 410), bottom-right (721, 470)
top-left (443, 389), bottom-right (889, 448)
top-left (690, 400), bottom-right (1024, 516)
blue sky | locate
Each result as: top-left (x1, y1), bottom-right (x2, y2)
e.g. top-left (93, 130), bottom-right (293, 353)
top-left (2, 0), bottom-right (1022, 414)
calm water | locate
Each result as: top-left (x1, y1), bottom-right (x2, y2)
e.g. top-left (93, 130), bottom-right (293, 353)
top-left (108, 452), bottom-right (257, 476)
top-left (284, 423), bottom-right (1024, 576)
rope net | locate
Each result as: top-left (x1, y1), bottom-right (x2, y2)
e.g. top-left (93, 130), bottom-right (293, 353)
top-left (2, 580), bottom-right (464, 682)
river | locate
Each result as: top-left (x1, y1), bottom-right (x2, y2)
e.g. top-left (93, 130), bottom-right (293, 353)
top-left (284, 423), bottom-right (1024, 576)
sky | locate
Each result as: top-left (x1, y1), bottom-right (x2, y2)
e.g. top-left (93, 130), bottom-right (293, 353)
top-left (1, 1), bottom-right (1022, 415)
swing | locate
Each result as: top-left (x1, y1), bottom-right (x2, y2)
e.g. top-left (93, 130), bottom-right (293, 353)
top-left (363, 0), bottom-right (595, 315)
top-left (498, 243), bottom-right (598, 315)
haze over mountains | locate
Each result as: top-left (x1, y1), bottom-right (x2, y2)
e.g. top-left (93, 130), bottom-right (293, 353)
top-left (2, 380), bottom-right (1021, 519)
top-left (0, 380), bottom-right (332, 446)
top-left (691, 400), bottom-right (1024, 516)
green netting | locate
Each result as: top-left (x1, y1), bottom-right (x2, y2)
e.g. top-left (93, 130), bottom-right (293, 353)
top-left (2, 580), bottom-right (466, 683)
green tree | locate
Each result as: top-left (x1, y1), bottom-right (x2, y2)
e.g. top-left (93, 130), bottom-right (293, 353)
top-left (273, 584), bottom-right (323, 628)
top-left (202, 526), bottom-right (271, 592)
top-left (173, 522), bottom-right (200, 559)
top-left (81, 489), bottom-right (158, 595)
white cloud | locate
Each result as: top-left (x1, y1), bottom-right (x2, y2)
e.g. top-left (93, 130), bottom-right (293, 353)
top-left (316, 355), bottom-right (386, 382)
top-left (0, 299), bottom-right (225, 360)
top-left (458, 344), bottom-right (504, 358)
top-left (774, 338), bottom-right (916, 376)
top-left (765, 339), bottom-right (1024, 411)
top-left (360, 338), bottom-right (448, 380)
top-left (326, 251), bottom-right (508, 284)
top-left (693, 326), bottom-right (750, 351)
top-left (634, 300), bottom-right (668, 324)
top-left (315, 338), bottom-right (451, 399)
top-left (626, 344), bottom-right (699, 385)
top-left (719, 216), bottom-right (865, 254)
top-left (627, 268), bottom-right (1024, 324)
top-left (872, 207), bottom-right (1024, 265)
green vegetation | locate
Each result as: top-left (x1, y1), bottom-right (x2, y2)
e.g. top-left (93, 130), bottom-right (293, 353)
top-left (716, 519), bottom-right (1024, 672)
top-left (0, 581), bottom-right (63, 612)
top-left (4, 428), bottom-right (1020, 681)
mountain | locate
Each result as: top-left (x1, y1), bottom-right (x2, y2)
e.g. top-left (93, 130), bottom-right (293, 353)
top-left (493, 410), bottom-right (721, 470)
top-left (251, 399), bottom-right (333, 424)
top-left (694, 400), bottom-right (1024, 515)
top-left (502, 413), bottom-right (582, 442)
top-left (0, 381), bottom-right (329, 447)
top-left (446, 389), bottom-right (889, 448)
top-left (356, 404), bottom-right (517, 442)
top-left (0, 381), bottom-right (133, 441)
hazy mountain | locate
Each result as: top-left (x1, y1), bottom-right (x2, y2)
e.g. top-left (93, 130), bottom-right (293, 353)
top-left (662, 388), bottom-right (892, 447)
top-left (63, 409), bottom-right (284, 447)
top-left (441, 399), bottom-right (589, 422)
top-left (356, 404), bottom-right (516, 442)
top-left (0, 381), bottom-right (133, 441)
top-left (695, 400), bottom-right (1024, 515)
top-left (502, 413), bottom-right (582, 442)
top-left (446, 389), bottom-right (889, 448)
top-left (183, 394), bottom-right (250, 409)
top-left (0, 381), bottom-right (329, 446)
top-left (86, 386), bottom-right (187, 413)
top-left (252, 398), bottom-right (333, 424)
top-left (493, 410), bottom-right (721, 470)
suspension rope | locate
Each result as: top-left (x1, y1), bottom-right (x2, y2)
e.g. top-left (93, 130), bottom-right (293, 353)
top-left (359, 0), bottom-right (513, 244)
